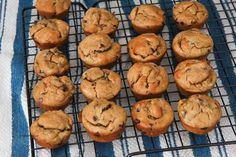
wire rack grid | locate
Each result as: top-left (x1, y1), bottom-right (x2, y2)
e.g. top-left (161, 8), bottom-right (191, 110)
top-left (22, 0), bottom-right (236, 156)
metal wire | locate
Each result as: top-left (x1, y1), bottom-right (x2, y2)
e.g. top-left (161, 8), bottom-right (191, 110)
top-left (22, 0), bottom-right (236, 156)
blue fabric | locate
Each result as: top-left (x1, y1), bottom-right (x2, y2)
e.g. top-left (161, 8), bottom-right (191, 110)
top-left (0, 0), bottom-right (7, 52)
top-left (11, 0), bottom-right (33, 156)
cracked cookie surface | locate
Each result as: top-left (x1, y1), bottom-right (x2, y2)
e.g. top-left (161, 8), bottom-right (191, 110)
top-left (82, 8), bottom-right (119, 36)
top-left (128, 33), bottom-right (167, 63)
top-left (33, 76), bottom-right (75, 110)
top-left (80, 67), bottom-right (121, 101)
top-left (78, 33), bottom-right (121, 68)
top-left (172, 29), bottom-right (213, 62)
top-left (131, 98), bottom-right (174, 136)
top-left (129, 4), bottom-right (165, 34)
top-left (127, 62), bottom-right (169, 99)
top-left (34, 48), bottom-right (69, 78)
top-left (30, 110), bottom-right (72, 148)
top-left (178, 94), bottom-right (221, 134)
top-left (36, 0), bottom-right (71, 18)
top-left (81, 99), bottom-right (127, 142)
top-left (30, 19), bottom-right (69, 49)
top-left (173, 1), bottom-right (208, 30)
top-left (174, 59), bottom-right (217, 96)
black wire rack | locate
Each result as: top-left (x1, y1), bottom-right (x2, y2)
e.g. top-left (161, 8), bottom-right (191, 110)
top-left (22, 0), bottom-right (236, 156)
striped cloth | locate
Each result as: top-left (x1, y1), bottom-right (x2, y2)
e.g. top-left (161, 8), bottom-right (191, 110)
top-left (1, 0), bottom-right (236, 156)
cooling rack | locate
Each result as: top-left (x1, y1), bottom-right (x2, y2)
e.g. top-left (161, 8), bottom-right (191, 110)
top-left (22, 0), bottom-right (236, 156)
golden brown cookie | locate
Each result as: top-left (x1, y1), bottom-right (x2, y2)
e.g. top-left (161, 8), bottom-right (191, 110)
top-left (178, 94), bottom-right (222, 134)
top-left (131, 98), bottom-right (174, 136)
top-left (36, 0), bottom-right (71, 19)
top-left (82, 8), bottom-right (119, 36)
top-left (30, 19), bottom-right (69, 49)
top-left (32, 76), bottom-right (75, 110)
top-left (174, 60), bottom-right (217, 96)
top-left (78, 33), bottom-right (121, 68)
top-left (80, 67), bottom-right (122, 101)
top-left (127, 62), bottom-right (169, 100)
top-left (129, 4), bottom-right (165, 34)
top-left (81, 99), bottom-right (127, 142)
top-left (34, 48), bottom-right (69, 78)
top-left (172, 29), bottom-right (213, 62)
top-left (30, 110), bottom-right (73, 148)
top-left (173, 1), bottom-right (208, 30)
top-left (128, 33), bottom-right (167, 63)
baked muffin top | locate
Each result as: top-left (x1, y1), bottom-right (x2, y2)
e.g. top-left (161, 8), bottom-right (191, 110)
top-left (173, 1), bottom-right (208, 30)
top-left (128, 33), bottom-right (167, 63)
top-left (172, 29), bottom-right (213, 59)
top-left (33, 76), bottom-right (75, 109)
top-left (129, 5), bottom-right (165, 30)
top-left (34, 48), bottom-right (69, 78)
top-left (132, 98), bottom-right (174, 131)
top-left (36, 0), bottom-right (71, 18)
top-left (127, 62), bottom-right (169, 96)
top-left (178, 94), bottom-right (221, 129)
top-left (80, 67), bottom-right (122, 101)
top-left (82, 8), bottom-right (119, 35)
top-left (81, 99), bottom-right (127, 136)
top-left (30, 110), bottom-right (72, 148)
top-left (30, 19), bottom-right (69, 47)
top-left (78, 33), bottom-right (121, 67)
top-left (174, 60), bottom-right (217, 94)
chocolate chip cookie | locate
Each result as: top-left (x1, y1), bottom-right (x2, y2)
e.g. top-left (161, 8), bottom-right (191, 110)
top-left (178, 94), bottom-right (222, 134)
top-left (129, 4), bottom-right (165, 34)
top-left (173, 1), bottom-right (208, 30)
top-left (132, 98), bottom-right (174, 136)
top-left (82, 8), bottom-right (119, 36)
top-left (78, 33), bottom-right (121, 68)
top-left (172, 29), bottom-right (213, 62)
top-left (32, 76), bottom-right (75, 110)
top-left (128, 33), bottom-right (167, 63)
top-left (81, 99), bottom-right (127, 142)
top-left (30, 110), bottom-right (73, 148)
top-left (174, 59), bottom-right (217, 96)
top-left (34, 48), bottom-right (69, 78)
top-left (36, 0), bottom-right (71, 18)
top-left (127, 62), bottom-right (169, 100)
top-left (30, 19), bottom-right (69, 49)
top-left (80, 67), bottom-right (121, 101)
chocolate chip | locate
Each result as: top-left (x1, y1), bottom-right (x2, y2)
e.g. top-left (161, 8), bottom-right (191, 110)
top-left (133, 119), bottom-right (140, 124)
top-left (136, 108), bottom-right (140, 112)
top-left (200, 127), bottom-right (208, 130)
top-left (94, 132), bottom-right (100, 137)
top-left (119, 123), bottom-right (125, 128)
top-left (100, 43), bottom-right (105, 48)
top-left (93, 116), bottom-right (98, 121)
top-left (101, 104), bottom-right (112, 113)
top-left (62, 85), bottom-right (68, 92)
top-left (39, 70), bottom-right (45, 75)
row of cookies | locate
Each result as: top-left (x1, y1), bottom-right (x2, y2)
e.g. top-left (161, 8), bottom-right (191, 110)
top-left (171, 1), bottom-right (222, 134)
top-left (126, 4), bottom-right (173, 137)
top-left (30, 0), bottom-right (76, 149)
top-left (77, 8), bottom-right (129, 143)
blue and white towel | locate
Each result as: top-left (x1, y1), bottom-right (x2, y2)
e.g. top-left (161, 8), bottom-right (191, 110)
top-left (1, 0), bottom-right (236, 157)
